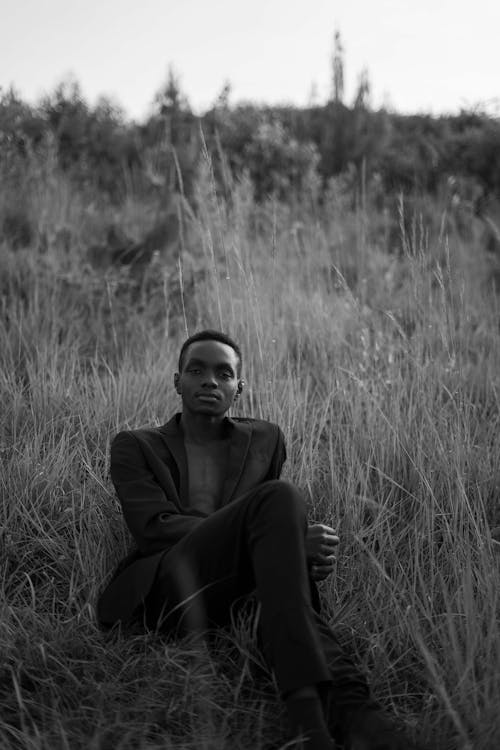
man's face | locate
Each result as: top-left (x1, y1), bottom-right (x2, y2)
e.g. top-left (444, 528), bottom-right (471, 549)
top-left (175, 340), bottom-right (241, 417)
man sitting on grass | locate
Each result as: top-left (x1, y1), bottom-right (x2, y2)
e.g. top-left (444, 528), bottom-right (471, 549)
top-left (98, 329), bottom-right (420, 750)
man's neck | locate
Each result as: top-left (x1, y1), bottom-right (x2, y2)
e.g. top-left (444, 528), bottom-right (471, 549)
top-left (180, 411), bottom-right (228, 444)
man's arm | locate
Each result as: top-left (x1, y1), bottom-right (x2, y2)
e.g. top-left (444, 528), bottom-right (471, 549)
top-left (110, 431), bottom-right (204, 555)
top-left (263, 425), bottom-right (287, 480)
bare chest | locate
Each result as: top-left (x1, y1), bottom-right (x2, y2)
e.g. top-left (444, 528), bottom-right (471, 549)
top-left (185, 439), bottom-right (229, 514)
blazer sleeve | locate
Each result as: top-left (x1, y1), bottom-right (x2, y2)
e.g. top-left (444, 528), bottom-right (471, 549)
top-left (264, 426), bottom-right (287, 480)
top-left (110, 431), bottom-right (204, 555)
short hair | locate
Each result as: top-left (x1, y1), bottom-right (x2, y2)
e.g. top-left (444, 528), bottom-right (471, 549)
top-left (178, 329), bottom-right (243, 376)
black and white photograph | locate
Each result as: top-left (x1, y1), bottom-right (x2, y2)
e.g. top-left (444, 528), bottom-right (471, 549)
top-left (1, 2), bottom-right (499, 748)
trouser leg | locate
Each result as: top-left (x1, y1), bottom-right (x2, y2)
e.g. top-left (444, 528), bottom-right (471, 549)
top-left (145, 479), bottom-right (370, 704)
top-left (315, 615), bottom-right (370, 704)
top-left (313, 613), bottom-right (382, 741)
top-left (146, 480), bottom-right (330, 693)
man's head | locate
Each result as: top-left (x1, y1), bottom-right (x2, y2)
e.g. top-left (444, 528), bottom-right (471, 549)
top-left (174, 330), bottom-right (244, 416)
top-left (177, 330), bottom-right (242, 377)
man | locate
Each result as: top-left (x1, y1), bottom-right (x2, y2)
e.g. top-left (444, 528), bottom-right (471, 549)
top-left (98, 330), bottom-right (417, 750)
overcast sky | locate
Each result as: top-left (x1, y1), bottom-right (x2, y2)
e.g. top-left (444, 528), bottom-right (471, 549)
top-left (1, 0), bottom-right (499, 120)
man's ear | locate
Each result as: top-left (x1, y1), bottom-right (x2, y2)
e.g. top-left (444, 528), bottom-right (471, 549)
top-left (237, 379), bottom-right (244, 395)
top-left (174, 373), bottom-right (181, 394)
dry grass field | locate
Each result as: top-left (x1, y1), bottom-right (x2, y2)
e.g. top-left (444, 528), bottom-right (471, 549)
top-left (1, 149), bottom-right (500, 750)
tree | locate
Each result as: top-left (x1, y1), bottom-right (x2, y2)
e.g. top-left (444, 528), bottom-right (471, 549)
top-left (214, 81), bottom-right (232, 111)
top-left (308, 81), bottom-right (319, 107)
top-left (154, 65), bottom-right (190, 117)
top-left (145, 66), bottom-right (198, 196)
top-left (332, 30), bottom-right (345, 104)
top-left (0, 86), bottom-right (45, 152)
top-left (354, 67), bottom-right (371, 110)
top-left (243, 118), bottom-right (320, 201)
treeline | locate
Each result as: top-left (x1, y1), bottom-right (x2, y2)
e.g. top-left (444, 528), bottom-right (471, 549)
top-left (1, 75), bottom-right (499, 207)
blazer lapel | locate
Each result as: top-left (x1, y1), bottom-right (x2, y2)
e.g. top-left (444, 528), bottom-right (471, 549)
top-left (158, 414), bottom-right (189, 506)
top-left (221, 418), bottom-right (253, 505)
top-left (158, 413), bottom-right (253, 508)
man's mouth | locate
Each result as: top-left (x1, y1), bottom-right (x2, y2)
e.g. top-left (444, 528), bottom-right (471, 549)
top-left (196, 393), bottom-right (220, 401)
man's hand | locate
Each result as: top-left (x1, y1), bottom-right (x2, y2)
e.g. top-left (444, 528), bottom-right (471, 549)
top-left (305, 523), bottom-right (339, 582)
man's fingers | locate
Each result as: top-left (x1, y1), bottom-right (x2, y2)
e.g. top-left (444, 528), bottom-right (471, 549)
top-left (320, 536), bottom-right (340, 552)
top-left (310, 560), bottom-right (335, 581)
top-left (308, 526), bottom-right (340, 543)
top-left (310, 523), bottom-right (337, 536)
top-left (311, 555), bottom-right (336, 569)
top-left (315, 554), bottom-right (336, 565)
top-left (316, 526), bottom-right (340, 544)
top-left (306, 524), bottom-right (340, 563)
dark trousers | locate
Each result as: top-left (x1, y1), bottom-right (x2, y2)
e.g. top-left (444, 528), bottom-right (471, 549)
top-left (145, 479), bottom-right (372, 714)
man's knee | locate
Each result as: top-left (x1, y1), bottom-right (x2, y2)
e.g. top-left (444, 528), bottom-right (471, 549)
top-left (248, 479), bottom-right (307, 523)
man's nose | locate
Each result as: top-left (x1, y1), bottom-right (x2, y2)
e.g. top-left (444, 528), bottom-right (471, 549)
top-left (201, 374), bottom-right (217, 388)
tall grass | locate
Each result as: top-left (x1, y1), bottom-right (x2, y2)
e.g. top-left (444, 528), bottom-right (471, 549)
top-left (1, 149), bottom-right (499, 749)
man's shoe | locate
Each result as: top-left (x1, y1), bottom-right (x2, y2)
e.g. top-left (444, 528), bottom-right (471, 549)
top-left (342, 707), bottom-right (419, 750)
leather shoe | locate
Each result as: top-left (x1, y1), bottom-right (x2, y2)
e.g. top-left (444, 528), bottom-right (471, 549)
top-left (342, 707), bottom-right (421, 750)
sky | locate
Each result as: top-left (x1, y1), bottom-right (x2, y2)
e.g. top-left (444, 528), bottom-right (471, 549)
top-left (1, 0), bottom-right (499, 121)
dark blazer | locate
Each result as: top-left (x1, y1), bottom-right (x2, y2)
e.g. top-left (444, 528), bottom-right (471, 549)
top-left (97, 413), bottom-right (287, 625)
